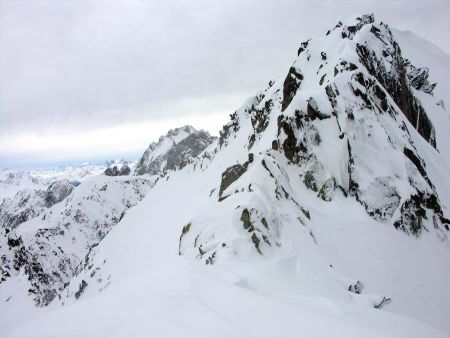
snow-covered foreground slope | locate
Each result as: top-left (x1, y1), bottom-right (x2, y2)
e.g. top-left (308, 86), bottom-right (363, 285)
top-left (2, 14), bottom-right (450, 338)
top-left (3, 158), bottom-right (448, 338)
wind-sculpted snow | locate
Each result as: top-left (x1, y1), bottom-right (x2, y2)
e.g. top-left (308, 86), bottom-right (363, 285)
top-left (2, 13), bottom-right (450, 338)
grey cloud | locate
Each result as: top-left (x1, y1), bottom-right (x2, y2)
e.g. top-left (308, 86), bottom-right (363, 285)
top-left (0, 0), bottom-right (449, 161)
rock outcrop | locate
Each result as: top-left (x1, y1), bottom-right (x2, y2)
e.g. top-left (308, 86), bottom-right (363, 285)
top-left (134, 126), bottom-right (216, 176)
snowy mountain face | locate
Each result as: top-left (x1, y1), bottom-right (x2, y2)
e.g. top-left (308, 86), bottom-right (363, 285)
top-left (1, 176), bottom-right (154, 305)
top-left (0, 179), bottom-right (73, 230)
top-left (134, 125), bottom-right (216, 175)
top-left (0, 128), bottom-right (214, 307)
top-left (0, 163), bottom-right (108, 199)
top-left (2, 14), bottom-right (450, 338)
top-left (0, 171), bottom-right (51, 200)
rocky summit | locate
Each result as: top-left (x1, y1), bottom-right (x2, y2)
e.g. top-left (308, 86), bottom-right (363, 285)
top-left (134, 125), bottom-right (216, 176)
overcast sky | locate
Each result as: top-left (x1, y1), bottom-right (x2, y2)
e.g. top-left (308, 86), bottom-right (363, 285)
top-left (1, 0), bottom-right (449, 168)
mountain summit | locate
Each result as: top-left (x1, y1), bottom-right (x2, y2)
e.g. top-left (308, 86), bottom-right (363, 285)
top-left (134, 125), bottom-right (216, 175)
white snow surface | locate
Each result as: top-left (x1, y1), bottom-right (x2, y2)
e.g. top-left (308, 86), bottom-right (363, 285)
top-left (1, 14), bottom-right (450, 338)
top-left (0, 163), bottom-right (106, 199)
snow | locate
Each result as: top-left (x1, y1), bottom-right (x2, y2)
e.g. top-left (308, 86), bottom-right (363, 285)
top-left (0, 163), bottom-right (109, 200)
top-left (3, 161), bottom-right (449, 337)
top-left (1, 14), bottom-right (450, 338)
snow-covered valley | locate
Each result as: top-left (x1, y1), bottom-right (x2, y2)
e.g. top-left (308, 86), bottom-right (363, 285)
top-left (1, 14), bottom-right (450, 338)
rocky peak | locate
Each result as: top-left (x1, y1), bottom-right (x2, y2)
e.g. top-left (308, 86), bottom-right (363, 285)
top-left (45, 179), bottom-right (74, 207)
top-left (134, 125), bottom-right (216, 175)
top-left (104, 164), bottom-right (131, 176)
top-left (181, 13), bottom-right (449, 268)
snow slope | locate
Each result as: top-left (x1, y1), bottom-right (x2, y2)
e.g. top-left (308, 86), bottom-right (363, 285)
top-left (1, 175), bottom-right (155, 306)
top-left (2, 14), bottom-right (450, 338)
top-left (3, 165), bottom-right (448, 338)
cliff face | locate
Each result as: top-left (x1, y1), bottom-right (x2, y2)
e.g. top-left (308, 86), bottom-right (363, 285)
top-left (134, 126), bottom-right (216, 176)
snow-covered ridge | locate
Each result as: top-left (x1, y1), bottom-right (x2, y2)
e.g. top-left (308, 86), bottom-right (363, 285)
top-left (2, 13), bottom-right (450, 338)
top-left (1, 175), bottom-right (155, 305)
top-left (0, 163), bottom-right (108, 199)
top-left (0, 126), bottom-right (216, 306)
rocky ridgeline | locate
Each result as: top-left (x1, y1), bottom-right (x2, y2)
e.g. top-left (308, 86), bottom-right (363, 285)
top-left (104, 164), bottom-right (131, 176)
top-left (0, 176), bottom-right (154, 305)
top-left (179, 14), bottom-right (449, 266)
top-left (0, 126), bottom-right (216, 306)
top-left (134, 125), bottom-right (216, 176)
top-left (0, 179), bottom-right (74, 230)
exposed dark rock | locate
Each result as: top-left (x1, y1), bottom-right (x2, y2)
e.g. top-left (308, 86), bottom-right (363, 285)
top-left (341, 14), bottom-right (374, 40)
top-left (277, 116), bottom-right (303, 163)
top-left (356, 41), bottom-right (436, 147)
top-left (371, 84), bottom-right (388, 112)
top-left (250, 99), bottom-right (273, 134)
top-left (261, 218), bottom-right (269, 229)
top-left (319, 74), bottom-right (326, 86)
top-left (348, 280), bottom-right (364, 294)
top-left (303, 170), bottom-right (319, 192)
top-left (307, 97), bottom-right (330, 120)
top-left (297, 40), bottom-right (310, 56)
top-left (374, 297), bottom-right (392, 309)
top-left (271, 140), bottom-right (279, 151)
top-left (301, 208), bottom-right (310, 220)
top-left (7, 237), bottom-right (21, 247)
top-left (407, 66), bottom-right (436, 94)
top-left (218, 162), bottom-right (249, 201)
top-left (317, 177), bottom-right (336, 201)
top-left (178, 223), bottom-right (192, 255)
top-left (104, 164), bottom-right (131, 176)
top-left (240, 209), bottom-right (253, 231)
top-left (74, 280), bottom-right (88, 300)
top-left (251, 233), bottom-right (262, 255)
top-left (261, 160), bottom-right (274, 178)
top-left (394, 194), bottom-right (426, 235)
top-left (219, 113), bottom-right (240, 148)
top-left (282, 67), bottom-right (304, 111)
top-left (403, 148), bottom-right (432, 187)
